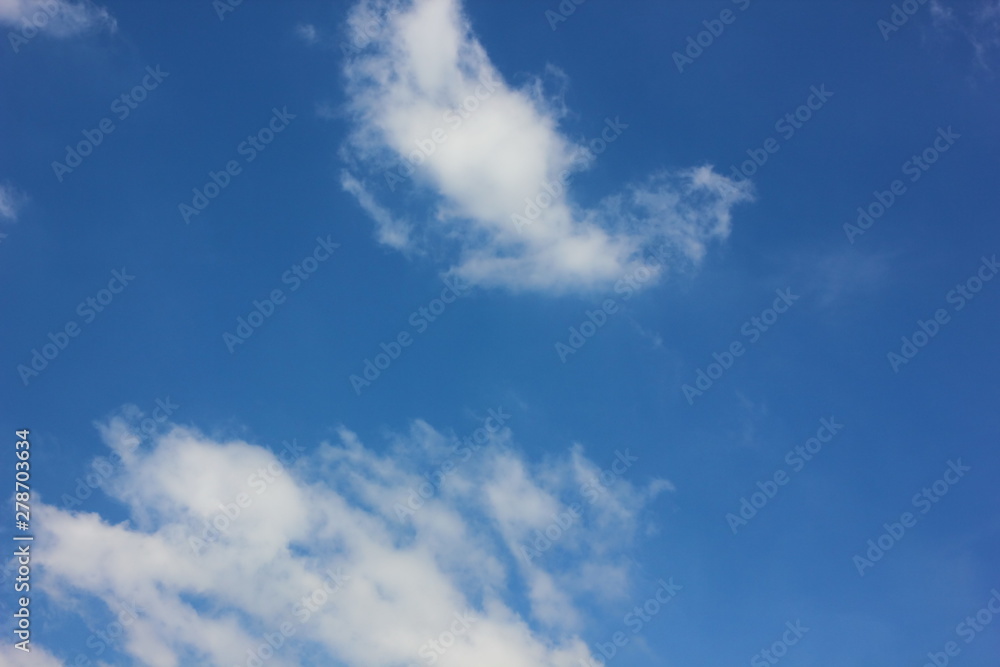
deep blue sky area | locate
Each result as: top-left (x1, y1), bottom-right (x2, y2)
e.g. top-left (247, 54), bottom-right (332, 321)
top-left (1, 1), bottom-right (999, 666)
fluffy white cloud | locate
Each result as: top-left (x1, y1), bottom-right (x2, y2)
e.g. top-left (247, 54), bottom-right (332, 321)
top-left (0, 0), bottom-right (116, 37)
top-left (340, 0), bottom-right (752, 293)
top-left (32, 409), bottom-right (670, 666)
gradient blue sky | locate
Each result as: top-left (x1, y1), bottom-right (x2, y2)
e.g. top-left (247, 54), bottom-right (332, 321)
top-left (1, 0), bottom-right (999, 666)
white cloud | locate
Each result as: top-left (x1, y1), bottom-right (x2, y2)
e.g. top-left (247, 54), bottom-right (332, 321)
top-left (0, 0), bottom-right (116, 37)
top-left (341, 170), bottom-right (413, 249)
top-left (0, 642), bottom-right (64, 665)
top-left (340, 0), bottom-right (752, 293)
top-left (0, 182), bottom-right (24, 221)
top-left (32, 410), bottom-right (669, 666)
top-left (930, 0), bottom-right (1000, 67)
top-left (295, 22), bottom-right (318, 44)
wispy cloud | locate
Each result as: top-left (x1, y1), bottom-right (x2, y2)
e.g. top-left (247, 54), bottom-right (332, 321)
top-left (930, 0), bottom-right (1000, 68)
top-left (0, 182), bottom-right (25, 221)
top-left (295, 22), bottom-right (319, 45)
top-left (31, 410), bottom-right (668, 666)
top-left (340, 0), bottom-right (752, 293)
top-left (0, 642), bottom-right (63, 665)
top-left (0, 0), bottom-right (116, 37)
top-left (341, 170), bottom-right (413, 250)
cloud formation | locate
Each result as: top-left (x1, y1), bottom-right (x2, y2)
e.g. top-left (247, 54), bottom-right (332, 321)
top-left (930, 0), bottom-right (1000, 67)
top-left (0, 642), bottom-right (64, 665)
top-left (340, 0), bottom-right (752, 293)
top-left (25, 408), bottom-right (669, 666)
top-left (0, 183), bottom-right (24, 221)
top-left (0, 0), bottom-right (116, 38)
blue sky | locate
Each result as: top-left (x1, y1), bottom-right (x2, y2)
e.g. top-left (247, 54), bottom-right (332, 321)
top-left (1, 0), bottom-right (999, 665)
